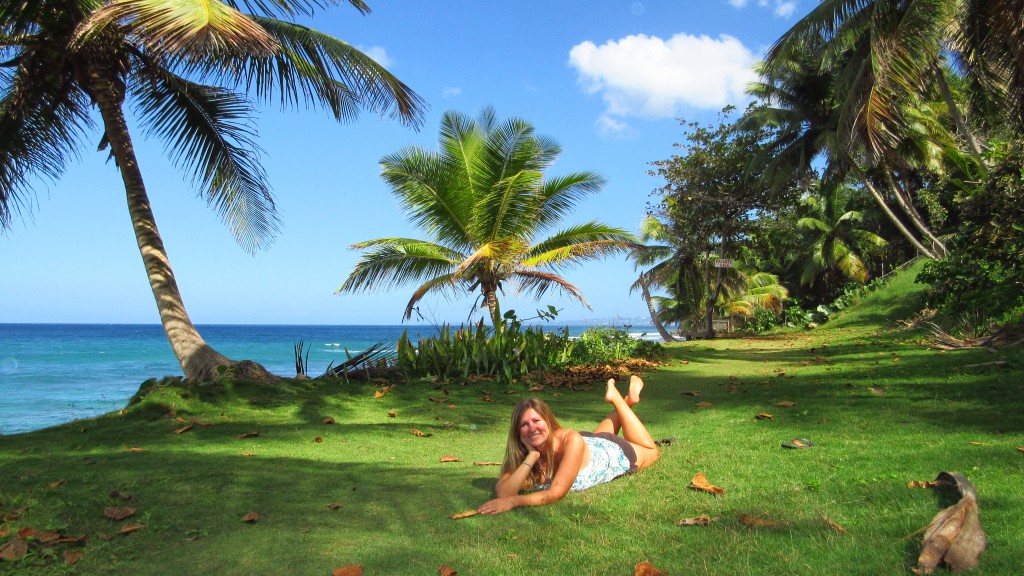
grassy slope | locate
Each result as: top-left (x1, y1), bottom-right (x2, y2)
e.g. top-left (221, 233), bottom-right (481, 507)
top-left (2, 263), bottom-right (1022, 575)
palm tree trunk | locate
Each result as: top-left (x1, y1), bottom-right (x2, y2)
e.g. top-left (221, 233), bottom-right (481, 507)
top-left (932, 61), bottom-right (985, 161)
top-left (638, 275), bottom-right (676, 342)
top-left (88, 68), bottom-right (233, 382)
top-left (886, 171), bottom-right (949, 257)
top-left (851, 164), bottom-right (939, 259)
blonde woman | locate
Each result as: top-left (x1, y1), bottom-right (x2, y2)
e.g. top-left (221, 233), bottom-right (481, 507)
top-left (477, 376), bottom-right (660, 515)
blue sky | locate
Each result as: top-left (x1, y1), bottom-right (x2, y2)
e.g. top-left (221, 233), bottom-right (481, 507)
top-left (1, 0), bottom-right (805, 326)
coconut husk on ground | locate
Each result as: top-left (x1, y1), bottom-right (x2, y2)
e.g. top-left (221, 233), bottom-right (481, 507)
top-left (912, 471), bottom-right (986, 574)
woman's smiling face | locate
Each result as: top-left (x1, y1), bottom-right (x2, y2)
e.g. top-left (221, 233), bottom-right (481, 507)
top-left (518, 407), bottom-right (549, 450)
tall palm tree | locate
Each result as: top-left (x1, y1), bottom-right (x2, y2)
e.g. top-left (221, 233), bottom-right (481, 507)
top-left (797, 182), bottom-right (888, 291)
top-left (338, 107), bottom-right (636, 320)
top-left (0, 1), bottom-right (424, 381)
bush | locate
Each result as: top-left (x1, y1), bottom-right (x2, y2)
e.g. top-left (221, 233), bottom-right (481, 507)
top-left (745, 306), bottom-right (779, 334)
top-left (570, 326), bottom-right (665, 365)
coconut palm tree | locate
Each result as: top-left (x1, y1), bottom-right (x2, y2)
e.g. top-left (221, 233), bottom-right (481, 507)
top-left (797, 182), bottom-right (888, 292)
top-left (0, 1), bottom-right (424, 381)
top-left (338, 107), bottom-right (636, 320)
top-left (628, 215), bottom-right (678, 342)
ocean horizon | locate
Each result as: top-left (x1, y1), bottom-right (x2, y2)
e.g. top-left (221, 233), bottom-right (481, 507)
top-left (0, 321), bottom-right (658, 435)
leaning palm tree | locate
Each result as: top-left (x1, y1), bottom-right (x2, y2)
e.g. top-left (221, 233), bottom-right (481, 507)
top-left (0, 1), bottom-right (424, 381)
top-left (338, 107), bottom-right (636, 321)
top-left (628, 215), bottom-right (679, 342)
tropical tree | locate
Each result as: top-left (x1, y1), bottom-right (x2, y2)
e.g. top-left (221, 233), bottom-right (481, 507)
top-left (338, 107), bottom-right (636, 320)
top-left (628, 215), bottom-right (678, 342)
top-left (796, 182), bottom-right (888, 293)
top-left (0, 1), bottom-right (424, 381)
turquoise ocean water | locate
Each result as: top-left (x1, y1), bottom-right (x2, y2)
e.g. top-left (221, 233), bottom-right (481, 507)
top-left (0, 322), bottom-right (656, 435)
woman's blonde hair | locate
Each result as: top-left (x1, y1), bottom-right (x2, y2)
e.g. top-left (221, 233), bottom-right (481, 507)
top-left (502, 398), bottom-right (562, 491)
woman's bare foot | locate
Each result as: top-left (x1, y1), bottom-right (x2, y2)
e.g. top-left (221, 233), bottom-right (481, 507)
top-left (627, 375), bottom-right (644, 406)
top-left (605, 379), bottom-right (624, 405)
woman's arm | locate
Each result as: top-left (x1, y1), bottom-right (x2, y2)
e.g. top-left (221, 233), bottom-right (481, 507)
top-left (495, 450), bottom-right (540, 498)
top-left (478, 432), bottom-right (585, 514)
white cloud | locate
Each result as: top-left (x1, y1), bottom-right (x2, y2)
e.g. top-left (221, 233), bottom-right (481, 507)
top-left (595, 114), bottom-right (634, 138)
top-left (774, 1), bottom-right (797, 17)
top-left (359, 46), bottom-right (393, 67)
top-left (568, 33), bottom-right (757, 125)
top-left (728, 0), bottom-right (749, 7)
top-left (441, 87), bottom-right (462, 98)
top-left (731, 0), bottom-right (798, 18)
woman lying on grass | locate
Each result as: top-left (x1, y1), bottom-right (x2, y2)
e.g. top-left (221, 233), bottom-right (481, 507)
top-left (477, 376), bottom-right (660, 514)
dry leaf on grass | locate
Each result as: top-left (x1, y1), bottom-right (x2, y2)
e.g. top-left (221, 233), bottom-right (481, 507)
top-left (908, 480), bottom-right (942, 489)
top-left (237, 431), bottom-right (259, 439)
top-left (868, 387), bottom-right (887, 396)
top-left (126, 447), bottom-right (146, 452)
top-left (695, 401), bottom-right (714, 408)
top-left (439, 455), bottom-right (461, 463)
top-left (0, 540), bottom-right (28, 561)
top-left (242, 451), bottom-right (255, 457)
top-left (174, 423), bottom-right (193, 434)
top-left (740, 513), bottom-right (783, 528)
top-left (966, 441), bottom-right (987, 446)
top-left (103, 506), bottom-right (136, 520)
top-left (913, 472), bottom-right (986, 575)
top-left (313, 437), bottom-right (324, 443)
top-left (410, 429), bottom-right (432, 438)
top-left (64, 550), bottom-right (84, 565)
top-left (634, 560), bottom-right (668, 576)
top-left (688, 472), bottom-right (724, 495)
top-left (450, 510), bottom-right (479, 520)
top-left (373, 390), bottom-right (386, 399)
top-left (755, 412), bottom-right (774, 420)
top-left (823, 516), bottom-right (847, 533)
top-left (775, 400), bottom-right (797, 407)
top-left (473, 461), bottom-right (502, 466)
top-left (677, 514), bottom-right (720, 526)
top-left (387, 411), bottom-right (398, 418)
top-left (118, 523), bottom-right (145, 535)
top-left (1017, 446), bottom-right (1024, 453)
top-left (439, 565), bottom-right (458, 576)
top-left (241, 512), bottom-right (259, 523)
top-left (682, 390), bottom-right (700, 396)
top-left (323, 417), bottom-right (336, 425)
top-left (326, 502), bottom-right (342, 510)
top-left (331, 566), bottom-right (364, 576)
top-left (47, 479), bottom-right (66, 489)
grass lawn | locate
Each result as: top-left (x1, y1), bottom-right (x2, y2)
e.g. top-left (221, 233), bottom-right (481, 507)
top-left (2, 266), bottom-right (1023, 575)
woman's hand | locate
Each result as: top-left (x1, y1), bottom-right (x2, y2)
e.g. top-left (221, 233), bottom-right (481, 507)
top-left (477, 496), bottom-right (519, 515)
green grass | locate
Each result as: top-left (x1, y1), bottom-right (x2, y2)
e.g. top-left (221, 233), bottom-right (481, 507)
top-left (2, 265), bottom-right (1023, 575)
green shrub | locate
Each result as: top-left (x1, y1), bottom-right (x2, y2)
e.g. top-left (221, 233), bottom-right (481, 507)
top-left (570, 326), bottom-right (665, 365)
top-left (745, 306), bottom-right (779, 334)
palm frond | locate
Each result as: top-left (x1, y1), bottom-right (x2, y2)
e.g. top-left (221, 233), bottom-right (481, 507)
top-left (131, 67), bottom-right (277, 254)
top-left (511, 269), bottom-right (591, 309)
top-left (338, 238), bottom-right (462, 294)
top-left (521, 222), bottom-right (636, 269)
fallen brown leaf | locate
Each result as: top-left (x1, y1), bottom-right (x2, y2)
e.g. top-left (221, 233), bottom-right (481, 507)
top-left (237, 431), bottom-right (259, 439)
top-left (447, 404), bottom-right (457, 409)
top-left (439, 455), bottom-right (461, 463)
top-left (410, 429), bottom-right (432, 438)
top-left (1017, 446), bottom-right (1024, 453)
top-left (450, 510), bottom-right (479, 520)
top-left (34, 530), bottom-right (62, 544)
top-left (118, 523), bottom-right (145, 535)
top-left (439, 565), bottom-right (458, 576)
top-left (326, 502), bottom-right (342, 510)
top-left (241, 451), bottom-right (255, 457)
top-left (688, 472), bottom-right (724, 495)
top-left (695, 401), bottom-right (714, 408)
top-left (775, 400), bottom-right (797, 407)
top-left (740, 513), bottom-right (782, 528)
top-left (16, 527), bottom-right (38, 540)
top-left (241, 512), bottom-right (259, 523)
top-left (868, 387), bottom-right (887, 396)
top-left (331, 566), bottom-right (364, 576)
top-left (313, 436), bottom-right (324, 443)
top-left (46, 479), bottom-right (66, 489)
top-left (373, 390), bottom-right (386, 398)
top-left (677, 514), bottom-right (720, 526)
top-left (967, 441), bottom-right (987, 446)
top-left (682, 390), bottom-right (700, 396)
top-left (387, 411), bottom-right (398, 418)
top-left (0, 540), bottom-right (28, 561)
top-left (908, 480), bottom-right (942, 489)
top-left (103, 506), bottom-right (136, 520)
top-left (126, 447), bottom-right (146, 452)
top-left (473, 461), bottom-right (502, 466)
top-left (174, 423), bottom-right (193, 434)
top-left (823, 516), bottom-right (847, 533)
top-left (323, 417), bottom-right (336, 425)
top-left (64, 550), bottom-right (84, 565)
top-left (634, 560), bottom-right (668, 576)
